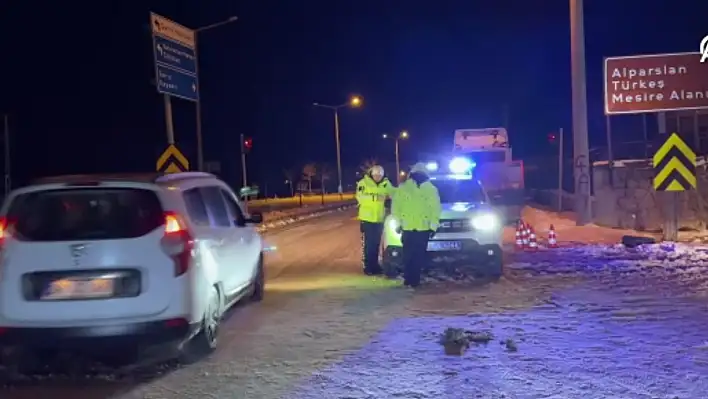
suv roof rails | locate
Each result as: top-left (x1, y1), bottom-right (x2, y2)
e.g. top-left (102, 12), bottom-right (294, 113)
top-left (29, 172), bottom-right (216, 187)
top-left (154, 172), bottom-right (215, 183)
top-left (31, 173), bottom-right (163, 185)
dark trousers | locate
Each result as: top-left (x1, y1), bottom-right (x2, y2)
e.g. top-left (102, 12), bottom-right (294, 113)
top-left (401, 230), bottom-right (430, 287)
top-left (360, 221), bottom-right (384, 274)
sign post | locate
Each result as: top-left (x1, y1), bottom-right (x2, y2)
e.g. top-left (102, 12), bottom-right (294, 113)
top-left (652, 133), bottom-right (697, 241)
top-left (150, 13), bottom-right (198, 170)
top-left (604, 51), bottom-right (708, 241)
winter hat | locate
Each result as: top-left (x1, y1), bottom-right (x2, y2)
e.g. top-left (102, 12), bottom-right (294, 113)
top-left (370, 165), bottom-right (384, 177)
top-left (409, 162), bottom-right (429, 175)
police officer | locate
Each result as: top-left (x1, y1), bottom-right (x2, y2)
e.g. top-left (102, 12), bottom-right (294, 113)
top-left (391, 162), bottom-right (441, 288)
top-left (356, 165), bottom-right (394, 275)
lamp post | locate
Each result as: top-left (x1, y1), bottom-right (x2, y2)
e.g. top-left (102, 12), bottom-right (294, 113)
top-left (382, 130), bottom-right (409, 183)
top-left (194, 16), bottom-right (238, 171)
top-left (313, 96), bottom-right (363, 193)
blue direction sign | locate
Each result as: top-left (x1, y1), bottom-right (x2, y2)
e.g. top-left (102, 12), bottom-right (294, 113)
top-left (156, 65), bottom-right (198, 99)
top-left (150, 13), bottom-right (199, 102)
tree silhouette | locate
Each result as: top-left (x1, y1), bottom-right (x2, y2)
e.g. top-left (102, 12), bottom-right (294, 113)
top-left (317, 164), bottom-right (332, 194)
top-left (283, 168), bottom-right (295, 196)
top-left (360, 158), bottom-right (378, 173)
top-left (302, 163), bottom-right (317, 192)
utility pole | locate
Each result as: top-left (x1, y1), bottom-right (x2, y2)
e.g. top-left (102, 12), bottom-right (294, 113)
top-left (570, 0), bottom-right (592, 225)
top-left (333, 109), bottom-right (343, 194)
top-left (240, 133), bottom-right (248, 188)
top-left (194, 35), bottom-right (205, 172)
top-left (3, 114), bottom-right (10, 197)
top-left (558, 127), bottom-right (564, 212)
top-left (394, 139), bottom-right (401, 183)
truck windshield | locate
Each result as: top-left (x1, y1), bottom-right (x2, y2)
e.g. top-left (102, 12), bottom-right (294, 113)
top-left (431, 178), bottom-right (486, 203)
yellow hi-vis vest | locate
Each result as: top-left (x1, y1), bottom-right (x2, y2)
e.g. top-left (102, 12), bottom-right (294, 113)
top-left (356, 175), bottom-right (394, 223)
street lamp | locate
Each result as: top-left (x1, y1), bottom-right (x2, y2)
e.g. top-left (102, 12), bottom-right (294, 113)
top-left (382, 130), bottom-right (409, 183)
top-left (313, 95), bottom-right (363, 194)
top-left (194, 16), bottom-right (238, 171)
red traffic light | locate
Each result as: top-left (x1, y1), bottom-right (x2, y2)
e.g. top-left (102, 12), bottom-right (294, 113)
top-left (244, 138), bottom-right (253, 149)
top-left (547, 133), bottom-right (557, 143)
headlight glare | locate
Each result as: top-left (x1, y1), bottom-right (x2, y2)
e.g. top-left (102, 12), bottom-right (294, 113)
top-left (471, 213), bottom-right (498, 230)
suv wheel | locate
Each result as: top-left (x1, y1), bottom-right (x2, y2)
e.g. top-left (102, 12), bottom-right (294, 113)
top-left (180, 285), bottom-right (221, 363)
top-left (488, 251), bottom-right (504, 281)
top-left (251, 254), bottom-right (265, 302)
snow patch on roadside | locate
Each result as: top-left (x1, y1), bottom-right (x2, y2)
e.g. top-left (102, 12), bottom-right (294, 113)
top-left (257, 204), bottom-right (356, 233)
top-left (289, 288), bottom-right (708, 399)
top-left (509, 243), bottom-right (708, 279)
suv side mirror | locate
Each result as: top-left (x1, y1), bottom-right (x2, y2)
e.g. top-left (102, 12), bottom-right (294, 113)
top-left (247, 212), bottom-right (263, 224)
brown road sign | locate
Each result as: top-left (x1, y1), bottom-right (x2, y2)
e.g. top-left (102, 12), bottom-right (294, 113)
top-left (157, 144), bottom-right (189, 174)
top-left (604, 52), bottom-right (708, 115)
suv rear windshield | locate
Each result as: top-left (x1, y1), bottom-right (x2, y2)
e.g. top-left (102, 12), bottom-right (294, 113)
top-left (7, 188), bottom-right (164, 241)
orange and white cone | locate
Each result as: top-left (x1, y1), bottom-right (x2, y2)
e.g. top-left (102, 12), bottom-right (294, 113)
top-left (527, 225), bottom-right (539, 251)
top-left (515, 221), bottom-right (525, 250)
top-left (547, 224), bottom-right (558, 248)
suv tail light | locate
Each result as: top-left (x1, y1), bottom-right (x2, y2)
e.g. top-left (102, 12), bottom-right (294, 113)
top-left (160, 211), bottom-right (194, 276)
top-left (0, 217), bottom-right (12, 249)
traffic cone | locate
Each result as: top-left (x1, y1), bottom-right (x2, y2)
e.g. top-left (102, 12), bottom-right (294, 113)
top-left (521, 221), bottom-right (529, 248)
top-left (547, 224), bottom-right (558, 248)
top-left (515, 221), bottom-right (525, 250)
top-left (527, 225), bottom-right (539, 251)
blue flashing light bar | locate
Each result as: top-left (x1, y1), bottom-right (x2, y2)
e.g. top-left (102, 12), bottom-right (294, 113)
top-left (449, 157), bottom-right (476, 174)
top-left (429, 174), bottom-right (473, 180)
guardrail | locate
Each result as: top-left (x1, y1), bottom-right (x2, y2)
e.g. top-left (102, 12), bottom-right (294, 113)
top-left (247, 193), bottom-right (355, 208)
top-left (257, 203), bottom-right (357, 232)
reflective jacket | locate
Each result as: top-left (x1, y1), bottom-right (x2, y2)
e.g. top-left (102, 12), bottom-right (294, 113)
top-left (356, 174), bottom-right (394, 223)
top-left (392, 172), bottom-right (441, 231)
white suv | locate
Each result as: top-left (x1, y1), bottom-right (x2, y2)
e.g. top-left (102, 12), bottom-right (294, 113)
top-left (0, 172), bottom-right (264, 367)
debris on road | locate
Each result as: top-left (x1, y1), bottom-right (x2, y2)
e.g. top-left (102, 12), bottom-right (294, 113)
top-left (439, 328), bottom-right (495, 356)
top-left (621, 235), bottom-right (657, 248)
top-left (502, 338), bottom-right (518, 352)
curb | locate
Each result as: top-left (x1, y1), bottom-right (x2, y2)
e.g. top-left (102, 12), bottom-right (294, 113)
top-left (256, 203), bottom-right (356, 233)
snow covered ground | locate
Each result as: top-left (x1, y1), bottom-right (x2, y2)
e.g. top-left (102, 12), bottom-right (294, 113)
top-left (287, 242), bottom-right (708, 399)
top-left (7, 208), bottom-right (708, 399)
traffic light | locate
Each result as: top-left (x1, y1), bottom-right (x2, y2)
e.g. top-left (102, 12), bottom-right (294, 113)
top-left (547, 132), bottom-right (557, 144)
top-left (242, 137), bottom-right (253, 153)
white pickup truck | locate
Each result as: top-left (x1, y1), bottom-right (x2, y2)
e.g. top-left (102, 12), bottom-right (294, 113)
top-left (452, 128), bottom-right (524, 223)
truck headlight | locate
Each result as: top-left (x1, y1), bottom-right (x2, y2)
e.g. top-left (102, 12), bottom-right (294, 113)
top-left (471, 213), bottom-right (499, 230)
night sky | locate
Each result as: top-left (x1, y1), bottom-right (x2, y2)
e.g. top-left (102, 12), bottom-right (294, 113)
top-left (0, 0), bottom-right (704, 194)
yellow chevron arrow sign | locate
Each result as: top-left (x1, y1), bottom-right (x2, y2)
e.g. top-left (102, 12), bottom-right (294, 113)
top-left (652, 133), bottom-right (696, 191)
top-left (157, 144), bottom-right (189, 174)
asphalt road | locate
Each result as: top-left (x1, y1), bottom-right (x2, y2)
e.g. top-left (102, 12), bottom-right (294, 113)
top-left (1, 208), bottom-right (400, 398)
top-left (6, 210), bottom-right (708, 397)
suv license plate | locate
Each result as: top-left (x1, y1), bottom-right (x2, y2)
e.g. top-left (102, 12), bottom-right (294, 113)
top-left (427, 241), bottom-right (462, 252)
top-left (41, 278), bottom-right (115, 300)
